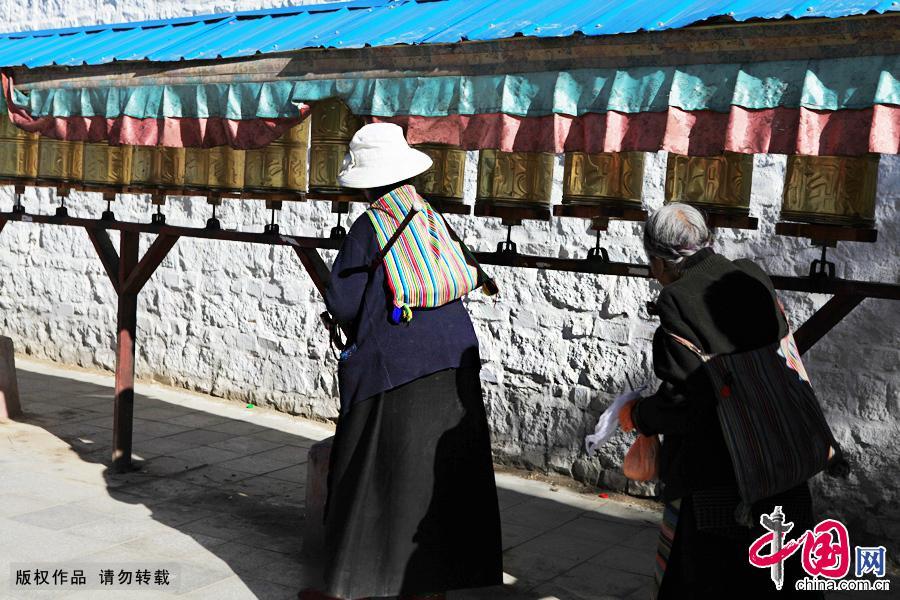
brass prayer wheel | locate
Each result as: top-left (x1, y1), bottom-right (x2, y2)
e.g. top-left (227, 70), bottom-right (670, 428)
top-left (781, 155), bottom-right (879, 227)
top-left (308, 98), bottom-right (362, 194)
top-left (665, 152), bottom-right (753, 214)
top-left (81, 143), bottom-right (133, 188)
top-left (244, 119), bottom-right (310, 194)
top-left (37, 138), bottom-right (83, 183)
top-left (183, 146), bottom-right (246, 192)
top-left (0, 115), bottom-right (38, 179)
top-left (412, 143), bottom-right (466, 203)
top-left (476, 149), bottom-right (554, 208)
top-left (563, 151), bottom-right (644, 208)
top-left (131, 146), bottom-right (186, 190)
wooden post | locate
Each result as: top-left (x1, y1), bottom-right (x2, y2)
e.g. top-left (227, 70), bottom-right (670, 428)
top-left (84, 227), bottom-right (180, 471)
top-left (112, 231), bottom-right (139, 472)
top-left (0, 336), bottom-right (22, 420)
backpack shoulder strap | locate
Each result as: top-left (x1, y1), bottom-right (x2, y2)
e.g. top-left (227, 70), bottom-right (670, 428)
top-left (369, 206), bottom-right (419, 269)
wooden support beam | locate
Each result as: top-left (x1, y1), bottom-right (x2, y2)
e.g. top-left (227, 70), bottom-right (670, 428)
top-left (0, 212), bottom-right (342, 250)
top-left (112, 231), bottom-right (139, 472)
top-left (769, 275), bottom-right (899, 300)
top-left (475, 251), bottom-right (653, 279)
top-left (85, 229), bottom-right (121, 294)
top-left (122, 235), bottom-right (179, 295)
top-left (474, 251), bottom-right (890, 356)
top-left (473, 250), bottom-right (900, 300)
top-left (794, 294), bottom-right (865, 356)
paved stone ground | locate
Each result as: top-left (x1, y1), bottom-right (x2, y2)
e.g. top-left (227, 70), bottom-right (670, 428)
top-left (0, 358), bottom-right (876, 600)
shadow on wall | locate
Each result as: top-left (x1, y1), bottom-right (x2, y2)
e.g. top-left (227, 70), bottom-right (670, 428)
top-left (12, 367), bottom-right (659, 599)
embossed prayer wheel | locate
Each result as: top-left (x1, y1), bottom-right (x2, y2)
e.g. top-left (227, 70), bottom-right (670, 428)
top-left (476, 149), bottom-right (554, 208)
top-left (781, 155), bottom-right (879, 227)
top-left (308, 98), bottom-right (362, 194)
top-left (130, 146), bottom-right (186, 190)
top-left (37, 138), bottom-right (83, 183)
top-left (81, 143), bottom-right (133, 189)
top-left (244, 119), bottom-right (310, 194)
top-left (0, 115), bottom-right (38, 179)
top-left (563, 151), bottom-right (644, 208)
top-left (183, 146), bottom-right (246, 192)
top-left (665, 152), bottom-right (753, 214)
top-left (412, 143), bottom-right (466, 203)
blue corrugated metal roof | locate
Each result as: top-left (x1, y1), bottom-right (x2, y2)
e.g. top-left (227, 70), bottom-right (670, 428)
top-left (0, 0), bottom-right (897, 68)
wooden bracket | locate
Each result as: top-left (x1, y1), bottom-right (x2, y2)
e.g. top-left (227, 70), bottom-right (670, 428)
top-left (776, 222), bottom-right (878, 244)
top-left (425, 198), bottom-right (472, 216)
top-left (291, 246), bottom-right (354, 342)
top-left (474, 202), bottom-right (551, 224)
top-left (553, 203), bottom-right (647, 225)
top-left (85, 229), bottom-right (121, 294)
top-left (122, 234), bottom-right (180, 295)
top-left (794, 293), bottom-right (865, 355)
top-left (705, 212), bottom-right (759, 230)
top-left (292, 246), bottom-right (331, 297)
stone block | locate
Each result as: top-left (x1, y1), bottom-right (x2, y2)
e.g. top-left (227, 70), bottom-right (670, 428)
top-left (303, 435), bottom-right (333, 559)
top-left (0, 337), bottom-right (21, 419)
top-left (599, 468), bottom-right (628, 492)
top-left (571, 458), bottom-right (601, 487)
top-left (626, 479), bottom-right (660, 498)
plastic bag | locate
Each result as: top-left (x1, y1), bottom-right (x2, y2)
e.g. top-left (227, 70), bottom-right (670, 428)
top-left (584, 385), bottom-right (647, 455)
top-left (623, 434), bottom-right (660, 481)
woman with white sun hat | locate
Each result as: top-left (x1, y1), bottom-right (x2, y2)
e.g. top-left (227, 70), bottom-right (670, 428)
top-left (303, 123), bottom-right (502, 600)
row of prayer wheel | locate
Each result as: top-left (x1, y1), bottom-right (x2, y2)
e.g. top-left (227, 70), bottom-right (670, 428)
top-left (0, 113), bottom-right (311, 196)
top-left (475, 150), bottom-right (878, 228)
top-left (0, 100), bottom-right (880, 227)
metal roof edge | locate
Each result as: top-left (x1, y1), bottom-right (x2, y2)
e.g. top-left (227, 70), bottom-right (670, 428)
top-left (0, 0), bottom-right (395, 39)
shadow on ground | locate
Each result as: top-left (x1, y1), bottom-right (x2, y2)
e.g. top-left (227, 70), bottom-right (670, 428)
top-left (12, 366), bottom-right (658, 600)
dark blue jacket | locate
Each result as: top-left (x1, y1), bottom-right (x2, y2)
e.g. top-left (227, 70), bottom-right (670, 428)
top-left (324, 214), bottom-right (481, 414)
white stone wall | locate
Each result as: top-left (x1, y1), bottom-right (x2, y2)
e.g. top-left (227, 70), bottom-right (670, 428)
top-left (1, 1), bottom-right (898, 553)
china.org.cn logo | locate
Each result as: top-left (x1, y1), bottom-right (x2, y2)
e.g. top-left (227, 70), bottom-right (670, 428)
top-left (748, 506), bottom-right (891, 593)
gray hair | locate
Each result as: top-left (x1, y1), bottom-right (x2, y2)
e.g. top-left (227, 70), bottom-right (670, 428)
top-left (643, 203), bottom-right (712, 265)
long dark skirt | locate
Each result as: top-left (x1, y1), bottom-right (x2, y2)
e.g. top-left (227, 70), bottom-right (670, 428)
top-left (322, 367), bottom-right (503, 599)
top-left (657, 484), bottom-right (824, 599)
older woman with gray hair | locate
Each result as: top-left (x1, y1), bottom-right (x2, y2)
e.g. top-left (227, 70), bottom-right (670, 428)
top-left (621, 203), bottom-right (821, 599)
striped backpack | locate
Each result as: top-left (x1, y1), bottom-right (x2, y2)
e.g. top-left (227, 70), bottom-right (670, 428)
top-left (366, 185), bottom-right (495, 323)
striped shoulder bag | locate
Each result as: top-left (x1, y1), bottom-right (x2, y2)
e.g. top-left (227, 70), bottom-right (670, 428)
top-left (668, 329), bottom-right (845, 526)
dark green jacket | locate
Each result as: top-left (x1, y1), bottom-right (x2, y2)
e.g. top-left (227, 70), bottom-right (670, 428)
top-left (632, 248), bottom-right (788, 501)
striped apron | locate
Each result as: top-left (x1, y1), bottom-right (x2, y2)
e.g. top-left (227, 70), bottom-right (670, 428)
top-left (653, 498), bottom-right (681, 599)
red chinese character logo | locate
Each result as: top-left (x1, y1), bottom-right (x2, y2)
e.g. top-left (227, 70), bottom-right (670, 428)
top-left (801, 519), bottom-right (850, 579)
top-left (749, 508), bottom-right (851, 589)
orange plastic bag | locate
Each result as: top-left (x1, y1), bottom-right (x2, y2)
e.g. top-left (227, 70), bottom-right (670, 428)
top-left (623, 434), bottom-right (661, 481)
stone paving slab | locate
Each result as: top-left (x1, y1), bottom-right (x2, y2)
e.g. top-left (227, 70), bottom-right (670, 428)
top-left (0, 357), bottom-right (675, 600)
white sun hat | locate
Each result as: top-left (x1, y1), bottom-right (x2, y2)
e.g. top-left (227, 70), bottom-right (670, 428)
top-left (337, 122), bottom-right (434, 189)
